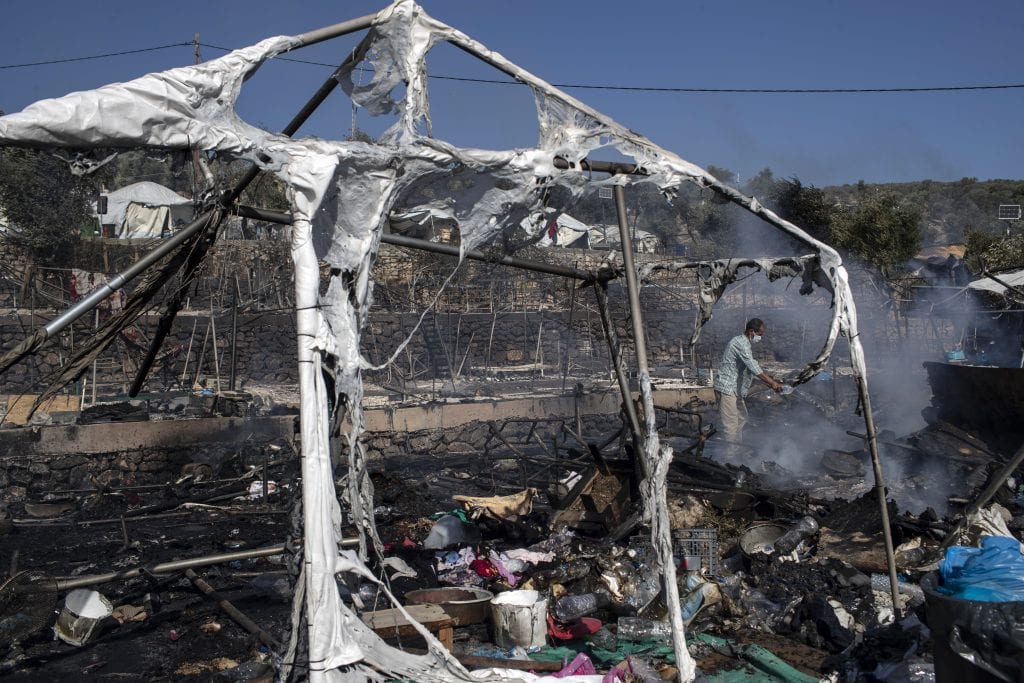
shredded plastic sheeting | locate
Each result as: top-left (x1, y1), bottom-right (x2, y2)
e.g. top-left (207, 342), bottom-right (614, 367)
top-left (0, 1), bottom-right (882, 680)
top-left (638, 255), bottom-right (833, 384)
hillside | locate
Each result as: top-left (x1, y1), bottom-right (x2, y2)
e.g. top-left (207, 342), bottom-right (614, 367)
top-left (824, 177), bottom-right (1024, 246)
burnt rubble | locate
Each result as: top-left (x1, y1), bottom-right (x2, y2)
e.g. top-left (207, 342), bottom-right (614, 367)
top-left (1, 386), bottom-right (1022, 682)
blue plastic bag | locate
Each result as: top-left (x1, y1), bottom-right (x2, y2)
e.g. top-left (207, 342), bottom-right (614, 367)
top-left (938, 535), bottom-right (1024, 602)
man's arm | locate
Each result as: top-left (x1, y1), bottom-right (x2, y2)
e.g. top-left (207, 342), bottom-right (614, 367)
top-left (755, 371), bottom-right (783, 392)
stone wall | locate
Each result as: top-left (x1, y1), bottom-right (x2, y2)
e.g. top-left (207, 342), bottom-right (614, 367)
top-left (1, 447), bottom-right (225, 503)
top-left (0, 415), bottom-right (296, 503)
top-left (0, 401), bottom-right (621, 503)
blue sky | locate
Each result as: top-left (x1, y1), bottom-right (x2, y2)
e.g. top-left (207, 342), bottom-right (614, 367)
top-left (2, 0), bottom-right (1022, 188)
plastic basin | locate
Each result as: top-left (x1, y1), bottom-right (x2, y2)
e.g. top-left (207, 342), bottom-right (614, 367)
top-left (404, 587), bottom-right (494, 626)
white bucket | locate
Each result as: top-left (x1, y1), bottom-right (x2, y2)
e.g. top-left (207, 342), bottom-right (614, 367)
top-left (489, 589), bottom-right (548, 650)
top-left (54, 589), bottom-right (113, 646)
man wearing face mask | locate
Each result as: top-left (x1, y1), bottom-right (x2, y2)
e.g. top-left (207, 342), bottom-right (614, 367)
top-left (713, 318), bottom-right (783, 448)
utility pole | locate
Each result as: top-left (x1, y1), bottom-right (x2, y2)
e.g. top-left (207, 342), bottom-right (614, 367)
top-left (189, 33), bottom-right (213, 197)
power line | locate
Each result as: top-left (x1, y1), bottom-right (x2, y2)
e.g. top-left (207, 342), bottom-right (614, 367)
top-left (0, 43), bottom-right (192, 70)
top-left (200, 42), bottom-right (1024, 95)
top-left (3, 40), bottom-right (1022, 95)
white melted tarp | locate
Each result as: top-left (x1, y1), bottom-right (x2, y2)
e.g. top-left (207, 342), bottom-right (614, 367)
top-left (0, 2), bottom-right (879, 680)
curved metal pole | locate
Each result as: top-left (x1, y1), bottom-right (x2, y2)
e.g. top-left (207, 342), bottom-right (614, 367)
top-left (941, 440), bottom-right (1024, 549)
top-left (233, 204), bottom-right (605, 282)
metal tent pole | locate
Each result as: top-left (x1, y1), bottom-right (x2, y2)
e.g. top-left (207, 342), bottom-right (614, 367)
top-left (613, 184), bottom-right (650, 478)
top-left (127, 31), bottom-right (378, 392)
top-left (233, 205), bottom-right (604, 282)
top-left (850, 342), bottom-right (903, 614)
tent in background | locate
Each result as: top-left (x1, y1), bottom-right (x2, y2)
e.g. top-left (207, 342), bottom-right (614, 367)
top-left (98, 182), bottom-right (194, 238)
top-left (537, 213), bottom-right (591, 249)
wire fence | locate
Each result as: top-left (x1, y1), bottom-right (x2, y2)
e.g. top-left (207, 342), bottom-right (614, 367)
top-left (0, 235), bottom-right (972, 414)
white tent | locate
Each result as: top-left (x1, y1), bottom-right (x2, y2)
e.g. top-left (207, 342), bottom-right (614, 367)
top-left (536, 213), bottom-right (591, 249)
top-left (98, 181), bottom-right (194, 238)
top-left (532, 214), bottom-right (660, 252)
top-left (0, 2), bottom-right (881, 678)
top-left (968, 268), bottom-right (1024, 296)
top-left (589, 223), bottom-right (661, 253)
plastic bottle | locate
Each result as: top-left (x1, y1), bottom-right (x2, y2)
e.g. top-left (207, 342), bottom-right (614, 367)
top-left (616, 617), bottom-right (672, 641)
top-left (529, 558), bottom-right (591, 589)
top-left (623, 572), bottom-right (661, 613)
top-left (622, 656), bottom-right (662, 683)
top-left (773, 516), bottom-right (820, 555)
top-left (553, 590), bottom-right (611, 621)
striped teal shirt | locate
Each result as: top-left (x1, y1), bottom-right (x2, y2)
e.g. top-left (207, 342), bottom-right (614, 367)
top-left (714, 334), bottom-right (763, 397)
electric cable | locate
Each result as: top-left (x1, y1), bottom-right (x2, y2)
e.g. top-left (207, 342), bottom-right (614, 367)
top-left (2, 40), bottom-right (1019, 95)
top-left (0, 43), bottom-right (191, 70)
top-left (199, 41), bottom-right (1024, 95)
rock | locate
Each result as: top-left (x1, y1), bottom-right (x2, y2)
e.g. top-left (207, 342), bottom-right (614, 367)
top-left (9, 468), bottom-right (32, 486)
top-left (50, 455), bottom-right (89, 470)
top-left (1, 485), bottom-right (27, 502)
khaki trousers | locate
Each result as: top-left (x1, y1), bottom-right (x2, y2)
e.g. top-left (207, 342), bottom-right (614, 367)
top-left (715, 390), bottom-right (748, 445)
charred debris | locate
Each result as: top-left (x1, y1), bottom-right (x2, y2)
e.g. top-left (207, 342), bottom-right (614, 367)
top-left (1, 1), bottom-right (1023, 682)
top-left (4, 370), bottom-right (1022, 681)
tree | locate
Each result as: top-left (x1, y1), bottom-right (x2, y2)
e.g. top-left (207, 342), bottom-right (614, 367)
top-left (213, 158), bottom-right (289, 211)
top-left (965, 227), bottom-right (1024, 273)
top-left (771, 177), bottom-right (834, 243)
top-left (743, 167), bottom-right (776, 200)
top-left (831, 191), bottom-right (922, 276)
top-left (705, 164), bottom-right (737, 184)
top-left (0, 146), bottom-right (93, 266)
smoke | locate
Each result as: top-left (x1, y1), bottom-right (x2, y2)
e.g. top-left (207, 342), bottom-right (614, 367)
top-left (726, 389), bottom-right (964, 516)
top-left (694, 248), bottom-right (978, 516)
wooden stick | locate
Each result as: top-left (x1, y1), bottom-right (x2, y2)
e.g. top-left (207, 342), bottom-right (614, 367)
top-left (209, 312), bottom-right (221, 393)
top-left (185, 568), bottom-right (281, 649)
top-left (180, 318), bottom-right (199, 384)
top-left (193, 322), bottom-right (211, 388)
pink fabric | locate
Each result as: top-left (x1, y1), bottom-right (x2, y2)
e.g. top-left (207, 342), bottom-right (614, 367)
top-left (488, 550), bottom-right (521, 585)
top-left (601, 669), bottom-right (627, 683)
top-left (554, 652), bottom-right (596, 677)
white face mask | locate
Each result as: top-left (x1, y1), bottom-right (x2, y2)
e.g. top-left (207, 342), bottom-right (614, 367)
top-left (752, 334), bottom-right (762, 344)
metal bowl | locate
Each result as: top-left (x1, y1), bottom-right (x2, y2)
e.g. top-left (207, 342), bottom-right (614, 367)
top-left (738, 523), bottom-right (787, 558)
top-left (822, 449), bottom-right (865, 477)
top-left (705, 490), bottom-right (756, 512)
top-left (403, 587), bottom-right (494, 626)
